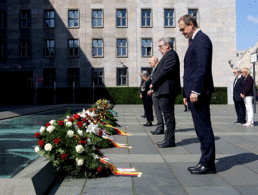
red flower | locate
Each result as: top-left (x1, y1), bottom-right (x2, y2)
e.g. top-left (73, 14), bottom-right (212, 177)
top-left (73, 114), bottom-right (80, 120)
top-left (98, 130), bottom-right (103, 137)
top-left (79, 140), bottom-right (84, 144)
top-left (97, 166), bottom-right (104, 173)
top-left (84, 140), bottom-right (87, 145)
top-left (55, 138), bottom-right (60, 144)
top-left (68, 118), bottom-right (74, 122)
top-left (35, 132), bottom-right (41, 139)
top-left (101, 123), bottom-right (105, 125)
top-left (77, 121), bottom-right (83, 128)
top-left (45, 123), bottom-right (51, 127)
top-left (61, 153), bottom-right (67, 161)
top-left (96, 148), bottom-right (100, 152)
top-left (82, 118), bottom-right (87, 122)
top-left (58, 120), bottom-right (64, 126)
top-left (39, 140), bottom-right (44, 147)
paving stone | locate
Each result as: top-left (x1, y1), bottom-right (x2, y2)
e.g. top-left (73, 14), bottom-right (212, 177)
top-left (128, 136), bottom-right (159, 154)
top-left (185, 186), bottom-right (240, 195)
top-left (82, 186), bottom-right (134, 195)
top-left (131, 163), bottom-right (181, 187)
top-left (233, 185), bottom-right (258, 195)
top-left (134, 186), bottom-right (188, 195)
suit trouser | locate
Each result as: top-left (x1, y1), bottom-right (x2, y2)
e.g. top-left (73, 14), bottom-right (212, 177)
top-left (187, 95), bottom-right (215, 167)
top-left (152, 92), bottom-right (164, 131)
top-left (234, 100), bottom-right (246, 122)
top-left (158, 94), bottom-right (175, 143)
top-left (142, 95), bottom-right (153, 122)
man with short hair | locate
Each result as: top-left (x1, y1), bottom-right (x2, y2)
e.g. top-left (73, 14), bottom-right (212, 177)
top-left (179, 14), bottom-right (216, 174)
top-left (233, 67), bottom-right (246, 124)
top-left (150, 37), bottom-right (181, 148)
top-left (147, 57), bottom-right (164, 134)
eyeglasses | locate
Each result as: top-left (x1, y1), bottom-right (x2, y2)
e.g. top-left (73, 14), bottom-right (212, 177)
top-left (158, 44), bottom-right (165, 48)
top-left (233, 72), bottom-right (237, 74)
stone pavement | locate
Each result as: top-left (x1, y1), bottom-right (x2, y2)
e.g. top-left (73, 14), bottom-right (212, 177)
top-left (43, 104), bottom-right (258, 195)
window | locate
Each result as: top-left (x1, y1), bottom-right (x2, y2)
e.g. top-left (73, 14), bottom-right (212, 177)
top-left (93, 68), bottom-right (104, 86)
top-left (92, 39), bottom-right (103, 57)
top-left (0, 11), bottom-right (6, 29)
top-left (116, 9), bottom-right (127, 27)
top-left (21, 40), bottom-right (31, 57)
top-left (20, 10), bottom-right (31, 28)
top-left (92, 9), bottom-right (103, 27)
top-left (141, 9), bottom-right (151, 27)
top-left (164, 9), bottom-right (175, 27)
top-left (44, 10), bottom-right (55, 28)
top-left (117, 39), bottom-right (127, 57)
top-left (43, 68), bottom-right (56, 87)
top-left (68, 68), bottom-right (80, 87)
top-left (68, 39), bottom-right (79, 57)
top-left (0, 40), bottom-right (6, 58)
top-left (117, 68), bottom-right (128, 86)
top-left (141, 67), bottom-right (153, 77)
top-left (188, 9), bottom-right (198, 24)
top-left (170, 37), bottom-right (175, 50)
top-left (142, 38), bottom-right (152, 57)
top-left (68, 10), bottom-right (79, 28)
top-left (45, 39), bottom-right (55, 57)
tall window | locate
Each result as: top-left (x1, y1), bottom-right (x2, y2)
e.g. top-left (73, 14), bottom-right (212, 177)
top-left (0, 40), bottom-right (6, 58)
top-left (92, 39), bottom-right (103, 57)
top-left (117, 68), bottom-right (128, 86)
top-left (0, 11), bottom-right (6, 29)
top-left (45, 39), bottom-right (55, 57)
top-left (141, 9), bottom-right (151, 27)
top-left (116, 9), bottom-right (127, 27)
top-left (188, 9), bottom-right (198, 24)
top-left (20, 10), bottom-right (31, 28)
top-left (21, 40), bottom-right (31, 57)
top-left (170, 38), bottom-right (175, 50)
top-left (92, 9), bottom-right (103, 27)
top-left (142, 38), bottom-right (152, 57)
top-left (44, 10), bottom-right (55, 28)
top-left (117, 39), bottom-right (127, 57)
top-left (68, 68), bottom-right (80, 87)
top-left (68, 39), bottom-right (79, 57)
top-left (43, 68), bottom-right (56, 87)
top-left (164, 9), bottom-right (175, 27)
top-left (93, 68), bottom-right (104, 87)
top-left (68, 10), bottom-right (79, 28)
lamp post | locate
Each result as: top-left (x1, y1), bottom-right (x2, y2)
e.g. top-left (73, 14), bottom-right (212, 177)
top-left (250, 53), bottom-right (257, 113)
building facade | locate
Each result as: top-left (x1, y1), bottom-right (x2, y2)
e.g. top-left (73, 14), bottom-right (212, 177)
top-left (0, 0), bottom-right (236, 103)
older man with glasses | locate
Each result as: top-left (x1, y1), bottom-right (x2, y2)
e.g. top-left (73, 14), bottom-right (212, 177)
top-left (233, 67), bottom-right (246, 124)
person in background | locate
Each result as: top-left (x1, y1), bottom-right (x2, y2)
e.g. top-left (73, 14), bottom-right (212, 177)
top-left (140, 71), bottom-right (146, 118)
top-left (240, 67), bottom-right (254, 127)
top-left (147, 56), bottom-right (165, 135)
top-left (140, 71), bottom-right (153, 126)
top-left (233, 67), bottom-right (246, 124)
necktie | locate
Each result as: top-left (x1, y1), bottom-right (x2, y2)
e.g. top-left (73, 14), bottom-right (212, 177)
top-left (189, 38), bottom-right (193, 46)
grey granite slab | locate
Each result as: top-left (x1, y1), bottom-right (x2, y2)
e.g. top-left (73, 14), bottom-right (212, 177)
top-left (134, 186), bottom-right (188, 195)
top-left (184, 186), bottom-right (240, 195)
top-left (233, 185), bottom-right (258, 195)
top-left (82, 186), bottom-right (134, 195)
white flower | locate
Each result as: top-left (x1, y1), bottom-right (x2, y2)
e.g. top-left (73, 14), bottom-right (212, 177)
top-left (66, 115), bottom-right (71, 119)
top-left (40, 126), bottom-right (46, 133)
top-left (77, 130), bottom-right (84, 136)
top-left (87, 138), bottom-right (91, 145)
top-left (75, 145), bottom-right (85, 153)
top-left (76, 158), bottom-right (84, 166)
top-left (64, 119), bottom-right (68, 122)
top-left (86, 122), bottom-right (98, 134)
top-left (44, 143), bottom-right (52, 151)
top-left (91, 153), bottom-right (99, 159)
top-left (47, 125), bottom-right (55, 133)
top-left (67, 130), bottom-right (74, 138)
top-left (66, 121), bottom-right (73, 127)
top-left (35, 146), bottom-right (40, 153)
top-left (86, 110), bottom-right (97, 119)
top-left (49, 120), bottom-right (56, 125)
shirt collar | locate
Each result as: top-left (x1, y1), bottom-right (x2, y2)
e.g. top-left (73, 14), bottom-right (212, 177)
top-left (192, 29), bottom-right (200, 40)
top-left (238, 74), bottom-right (242, 79)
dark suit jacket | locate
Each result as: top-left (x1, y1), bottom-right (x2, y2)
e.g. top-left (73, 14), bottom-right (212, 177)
top-left (152, 49), bottom-right (181, 96)
top-left (140, 78), bottom-right (152, 97)
top-left (233, 75), bottom-right (245, 101)
top-left (241, 74), bottom-right (254, 97)
top-left (183, 30), bottom-right (214, 98)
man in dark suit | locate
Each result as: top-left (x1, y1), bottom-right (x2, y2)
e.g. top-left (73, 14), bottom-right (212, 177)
top-left (179, 14), bottom-right (216, 174)
top-left (233, 67), bottom-right (246, 124)
top-left (150, 37), bottom-right (181, 148)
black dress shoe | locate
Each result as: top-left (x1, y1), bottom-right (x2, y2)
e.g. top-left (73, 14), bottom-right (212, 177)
top-left (189, 165), bottom-right (216, 174)
top-left (240, 121), bottom-right (246, 124)
top-left (151, 130), bottom-right (164, 135)
top-left (143, 122), bottom-right (152, 126)
top-left (187, 164), bottom-right (202, 172)
top-left (141, 115), bottom-right (146, 118)
top-left (156, 140), bottom-right (166, 145)
top-left (157, 142), bottom-right (175, 148)
top-left (183, 110), bottom-right (187, 112)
